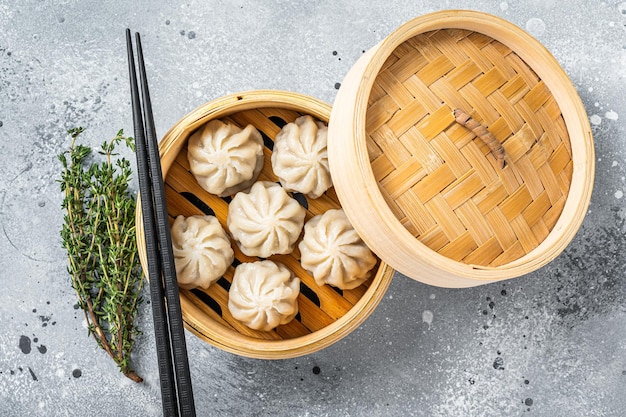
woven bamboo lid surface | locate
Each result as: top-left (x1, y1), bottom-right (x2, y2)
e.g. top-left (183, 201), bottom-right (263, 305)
top-left (136, 91), bottom-right (394, 359)
top-left (329, 10), bottom-right (594, 287)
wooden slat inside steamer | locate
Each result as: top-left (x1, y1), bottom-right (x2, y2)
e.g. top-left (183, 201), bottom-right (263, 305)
top-left (164, 107), bottom-right (376, 341)
top-left (365, 28), bottom-right (573, 267)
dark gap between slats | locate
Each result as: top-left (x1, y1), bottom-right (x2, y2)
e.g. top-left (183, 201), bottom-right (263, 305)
top-left (299, 282), bottom-right (321, 307)
top-left (180, 191), bottom-right (216, 216)
top-left (190, 289), bottom-right (222, 316)
top-left (269, 116), bottom-right (287, 128)
top-left (217, 277), bottom-right (231, 291)
top-left (294, 312), bottom-right (302, 322)
top-left (259, 130), bottom-right (274, 150)
top-left (291, 192), bottom-right (308, 210)
top-left (331, 286), bottom-right (344, 296)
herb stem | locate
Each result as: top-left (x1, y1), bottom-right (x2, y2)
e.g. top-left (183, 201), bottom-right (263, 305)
top-left (59, 128), bottom-right (144, 383)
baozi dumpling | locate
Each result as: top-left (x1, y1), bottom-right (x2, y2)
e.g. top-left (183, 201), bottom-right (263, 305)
top-left (271, 115), bottom-right (332, 199)
top-left (171, 215), bottom-right (234, 290)
top-left (227, 181), bottom-right (305, 258)
top-left (187, 119), bottom-right (264, 197)
top-left (228, 260), bottom-right (300, 331)
top-left (299, 209), bottom-right (377, 290)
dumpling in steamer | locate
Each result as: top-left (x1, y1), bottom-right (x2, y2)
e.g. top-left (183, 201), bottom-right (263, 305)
top-left (228, 260), bottom-right (300, 331)
top-left (227, 181), bottom-right (306, 258)
top-left (271, 115), bottom-right (332, 199)
top-left (187, 119), bottom-right (264, 197)
top-left (171, 215), bottom-right (234, 290)
top-left (299, 209), bottom-right (377, 290)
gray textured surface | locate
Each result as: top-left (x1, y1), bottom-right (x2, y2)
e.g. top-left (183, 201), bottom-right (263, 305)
top-left (1, 1), bottom-right (625, 416)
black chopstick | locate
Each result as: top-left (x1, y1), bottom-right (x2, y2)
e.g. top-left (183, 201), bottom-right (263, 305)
top-left (126, 29), bottom-right (196, 417)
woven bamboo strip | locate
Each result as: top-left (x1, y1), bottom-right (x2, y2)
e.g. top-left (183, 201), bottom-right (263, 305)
top-left (431, 133), bottom-right (473, 176)
top-left (473, 181), bottom-right (508, 214)
top-left (429, 29), bottom-right (471, 65)
top-left (418, 55), bottom-right (456, 85)
top-left (439, 231), bottom-right (477, 261)
top-left (425, 194), bottom-right (466, 240)
top-left (522, 191), bottom-right (551, 227)
top-left (387, 100), bottom-right (428, 136)
top-left (443, 171), bottom-right (485, 209)
top-left (377, 69), bottom-right (415, 107)
top-left (419, 225), bottom-right (449, 252)
top-left (463, 237), bottom-right (502, 265)
top-left (530, 218), bottom-right (550, 245)
top-left (403, 75), bottom-right (444, 112)
top-left (485, 208), bottom-right (518, 250)
top-left (515, 155), bottom-right (545, 198)
top-left (412, 164), bottom-right (456, 202)
top-left (446, 60), bottom-right (482, 90)
top-left (396, 190), bottom-right (436, 234)
top-left (417, 105), bottom-right (455, 140)
top-left (398, 127), bottom-right (443, 173)
top-left (445, 123), bottom-right (476, 148)
top-left (370, 124), bottom-right (413, 166)
top-left (510, 215), bottom-right (539, 253)
top-left (455, 200), bottom-right (492, 245)
top-left (488, 117), bottom-right (514, 142)
top-left (460, 84), bottom-right (500, 125)
top-left (387, 48), bottom-right (428, 82)
top-left (515, 100), bottom-right (544, 139)
top-left (500, 74), bottom-right (530, 103)
top-left (371, 154), bottom-right (394, 179)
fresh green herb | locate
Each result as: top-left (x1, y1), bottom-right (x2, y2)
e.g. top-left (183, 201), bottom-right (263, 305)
top-left (59, 127), bottom-right (144, 382)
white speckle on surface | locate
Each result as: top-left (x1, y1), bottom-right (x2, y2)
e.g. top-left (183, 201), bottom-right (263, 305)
top-left (612, 161), bottom-right (618, 167)
top-left (615, 190), bottom-right (623, 199)
top-left (588, 87), bottom-right (593, 92)
top-left (605, 110), bottom-right (619, 120)
top-left (422, 310), bottom-right (434, 329)
top-left (500, 2), bottom-right (509, 11)
top-left (590, 114), bottom-right (602, 125)
top-left (429, 293), bottom-right (436, 300)
top-left (526, 17), bottom-right (546, 36)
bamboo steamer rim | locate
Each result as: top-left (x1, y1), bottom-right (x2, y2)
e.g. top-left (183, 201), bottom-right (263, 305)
top-left (328, 10), bottom-right (594, 287)
top-left (136, 90), bottom-right (395, 359)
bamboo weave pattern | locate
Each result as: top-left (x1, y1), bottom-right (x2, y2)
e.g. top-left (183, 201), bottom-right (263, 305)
top-left (366, 29), bottom-right (573, 266)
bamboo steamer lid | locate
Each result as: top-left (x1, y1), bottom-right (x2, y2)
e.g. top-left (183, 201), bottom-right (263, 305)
top-left (328, 10), bottom-right (594, 288)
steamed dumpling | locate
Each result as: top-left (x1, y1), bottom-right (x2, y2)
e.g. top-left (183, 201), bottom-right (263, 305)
top-left (227, 181), bottom-right (306, 258)
top-left (187, 119), bottom-right (264, 197)
top-left (228, 260), bottom-right (300, 331)
top-left (271, 115), bottom-right (332, 199)
top-left (171, 215), bottom-right (234, 290)
top-left (299, 209), bottom-right (377, 290)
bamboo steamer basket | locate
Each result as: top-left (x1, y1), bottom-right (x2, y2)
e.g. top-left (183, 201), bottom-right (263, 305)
top-left (136, 90), bottom-right (395, 359)
top-left (328, 10), bottom-right (594, 288)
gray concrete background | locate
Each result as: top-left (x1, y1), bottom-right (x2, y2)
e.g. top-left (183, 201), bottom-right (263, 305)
top-left (1, 1), bottom-right (625, 416)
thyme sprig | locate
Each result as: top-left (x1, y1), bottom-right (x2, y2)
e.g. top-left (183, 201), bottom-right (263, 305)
top-left (59, 127), bottom-right (144, 382)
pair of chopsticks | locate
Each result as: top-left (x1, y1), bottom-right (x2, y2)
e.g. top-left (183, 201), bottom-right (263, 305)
top-left (126, 29), bottom-right (196, 417)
